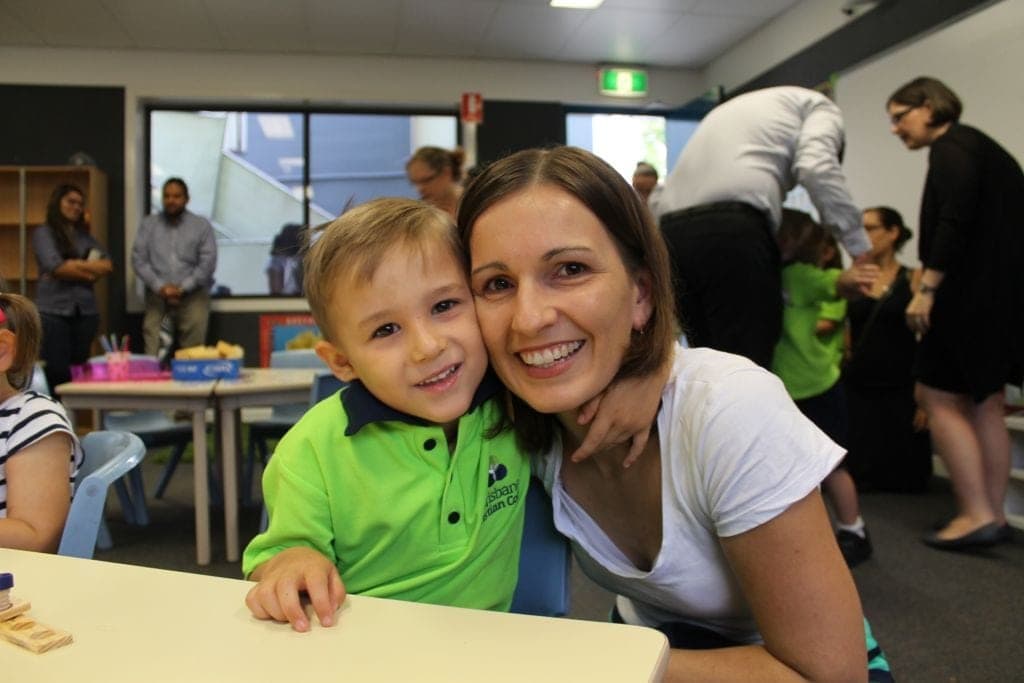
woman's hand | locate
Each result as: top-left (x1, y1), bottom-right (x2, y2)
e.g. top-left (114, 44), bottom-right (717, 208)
top-left (570, 354), bottom-right (673, 467)
top-left (905, 290), bottom-right (934, 335)
top-left (245, 546), bottom-right (347, 632)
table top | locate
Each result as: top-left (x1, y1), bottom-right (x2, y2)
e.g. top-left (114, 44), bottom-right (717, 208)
top-left (214, 367), bottom-right (320, 396)
top-left (55, 377), bottom-right (217, 398)
top-left (2, 550), bottom-right (668, 682)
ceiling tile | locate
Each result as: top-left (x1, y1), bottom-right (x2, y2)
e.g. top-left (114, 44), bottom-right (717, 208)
top-left (102, 0), bottom-right (223, 51)
top-left (689, 0), bottom-right (800, 18)
top-left (305, 0), bottom-right (402, 55)
top-left (559, 6), bottom-right (684, 66)
top-left (200, 0), bottom-right (311, 53)
top-left (477, 4), bottom-right (588, 61)
top-left (3, 0), bottom-right (132, 48)
top-left (0, 4), bottom-right (45, 45)
top-left (394, 0), bottom-right (499, 58)
top-left (644, 11), bottom-right (762, 68)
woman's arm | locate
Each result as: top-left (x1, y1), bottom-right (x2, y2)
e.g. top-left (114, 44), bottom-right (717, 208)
top-left (663, 490), bottom-right (865, 682)
top-left (0, 433), bottom-right (74, 552)
top-left (52, 259), bottom-right (107, 282)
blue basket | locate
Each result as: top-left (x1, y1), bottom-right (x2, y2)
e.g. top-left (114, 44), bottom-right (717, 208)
top-left (171, 359), bottom-right (241, 381)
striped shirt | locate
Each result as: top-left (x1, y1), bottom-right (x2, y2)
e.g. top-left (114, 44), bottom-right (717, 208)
top-left (0, 391), bottom-right (83, 517)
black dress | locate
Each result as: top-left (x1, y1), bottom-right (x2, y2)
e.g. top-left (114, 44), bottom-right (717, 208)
top-left (844, 267), bottom-right (932, 492)
top-left (915, 124), bottom-right (1024, 400)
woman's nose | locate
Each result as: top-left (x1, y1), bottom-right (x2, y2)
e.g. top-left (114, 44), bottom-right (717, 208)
top-left (510, 282), bottom-right (556, 335)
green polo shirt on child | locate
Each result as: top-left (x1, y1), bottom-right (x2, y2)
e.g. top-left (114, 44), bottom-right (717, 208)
top-left (242, 374), bottom-right (529, 611)
top-left (772, 262), bottom-right (846, 400)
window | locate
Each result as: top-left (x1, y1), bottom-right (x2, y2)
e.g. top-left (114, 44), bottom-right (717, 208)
top-left (147, 107), bottom-right (456, 297)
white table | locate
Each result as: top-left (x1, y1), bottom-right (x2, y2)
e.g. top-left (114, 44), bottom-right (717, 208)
top-left (2, 550), bottom-right (669, 682)
top-left (55, 378), bottom-right (218, 564)
top-left (214, 368), bottom-right (319, 562)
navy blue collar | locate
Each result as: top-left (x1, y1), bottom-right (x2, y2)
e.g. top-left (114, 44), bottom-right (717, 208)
top-left (341, 370), bottom-right (503, 436)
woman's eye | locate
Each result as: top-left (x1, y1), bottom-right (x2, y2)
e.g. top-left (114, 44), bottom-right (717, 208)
top-left (558, 262), bottom-right (588, 277)
top-left (481, 276), bottom-right (513, 294)
top-left (372, 323), bottom-right (398, 339)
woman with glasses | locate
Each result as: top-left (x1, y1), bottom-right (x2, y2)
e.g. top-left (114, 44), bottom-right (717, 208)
top-left (405, 146), bottom-right (465, 218)
top-left (31, 184), bottom-right (113, 392)
top-left (886, 77), bottom-right (1024, 550)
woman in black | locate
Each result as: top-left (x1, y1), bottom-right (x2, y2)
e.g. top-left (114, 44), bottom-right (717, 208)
top-left (887, 77), bottom-right (1024, 550)
top-left (844, 207), bottom-right (931, 493)
top-left (31, 184), bottom-right (113, 391)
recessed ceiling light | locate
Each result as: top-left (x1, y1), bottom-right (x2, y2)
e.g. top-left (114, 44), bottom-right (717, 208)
top-left (551, 0), bottom-right (604, 9)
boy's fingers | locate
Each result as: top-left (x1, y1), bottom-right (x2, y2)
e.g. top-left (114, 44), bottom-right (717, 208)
top-left (305, 572), bottom-right (336, 628)
top-left (245, 585), bottom-right (272, 620)
top-left (570, 422), bottom-right (611, 462)
top-left (277, 583), bottom-right (310, 632)
top-left (329, 570), bottom-right (348, 610)
top-left (623, 430), bottom-right (650, 469)
top-left (576, 394), bottom-right (601, 425)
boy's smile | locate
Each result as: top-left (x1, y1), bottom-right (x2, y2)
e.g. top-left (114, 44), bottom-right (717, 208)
top-left (318, 240), bottom-right (487, 429)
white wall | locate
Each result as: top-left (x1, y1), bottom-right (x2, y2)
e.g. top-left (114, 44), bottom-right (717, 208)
top-left (836, 0), bottom-right (1023, 265)
top-left (0, 46), bottom-right (703, 309)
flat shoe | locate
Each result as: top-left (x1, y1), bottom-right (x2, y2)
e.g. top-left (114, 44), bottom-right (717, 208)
top-left (922, 522), bottom-right (1002, 551)
top-left (932, 518), bottom-right (1013, 541)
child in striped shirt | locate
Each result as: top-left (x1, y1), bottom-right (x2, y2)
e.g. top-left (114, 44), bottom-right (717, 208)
top-left (0, 292), bottom-right (83, 551)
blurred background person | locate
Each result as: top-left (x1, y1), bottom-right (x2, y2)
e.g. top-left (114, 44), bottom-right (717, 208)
top-left (405, 146), bottom-right (465, 218)
top-left (31, 183), bottom-right (112, 391)
top-left (265, 223), bottom-right (303, 296)
top-left (887, 76), bottom-right (1024, 549)
top-left (631, 161), bottom-right (662, 215)
top-left (844, 207), bottom-right (932, 493)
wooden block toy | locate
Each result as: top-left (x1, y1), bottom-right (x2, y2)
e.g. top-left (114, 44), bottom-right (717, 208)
top-left (0, 572), bottom-right (73, 653)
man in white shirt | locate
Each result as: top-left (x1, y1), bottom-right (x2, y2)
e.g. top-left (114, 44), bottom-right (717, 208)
top-left (658, 86), bottom-right (871, 368)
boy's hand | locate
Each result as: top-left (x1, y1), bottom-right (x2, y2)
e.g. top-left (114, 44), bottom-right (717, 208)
top-left (571, 356), bottom-right (672, 467)
top-left (245, 547), bottom-right (346, 632)
top-left (836, 262), bottom-right (879, 300)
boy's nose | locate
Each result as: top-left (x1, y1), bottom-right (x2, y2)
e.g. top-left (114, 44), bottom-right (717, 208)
top-left (409, 325), bottom-right (447, 363)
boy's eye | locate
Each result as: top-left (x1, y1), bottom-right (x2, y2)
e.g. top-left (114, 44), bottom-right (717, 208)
top-left (371, 323), bottom-right (399, 339)
top-left (432, 299), bottom-right (457, 314)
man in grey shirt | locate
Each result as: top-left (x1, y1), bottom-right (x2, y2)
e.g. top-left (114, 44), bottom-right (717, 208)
top-left (131, 177), bottom-right (217, 357)
top-left (658, 86), bottom-right (872, 368)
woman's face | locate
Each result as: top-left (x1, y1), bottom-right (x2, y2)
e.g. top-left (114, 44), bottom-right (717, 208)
top-left (59, 191), bottom-right (85, 224)
top-left (887, 101), bottom-right (938, 150)
top-left (862, 210), bottom-right (899, 257)
top-left (468, 184), bottom-right (651, 417)
top-left (407, 159), bottom-right (452, 205)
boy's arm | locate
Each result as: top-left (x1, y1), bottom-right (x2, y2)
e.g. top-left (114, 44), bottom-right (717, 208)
top-left (570, 348), bottom-right (674, 467)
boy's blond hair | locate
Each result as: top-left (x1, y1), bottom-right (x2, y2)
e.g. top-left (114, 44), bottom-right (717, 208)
top-left (303, 198), bottom-right (463, 342)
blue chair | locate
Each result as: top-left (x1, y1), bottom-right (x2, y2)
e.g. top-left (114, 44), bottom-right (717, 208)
top-left (509, 477), bottom-right (572, 617)
top-left (58, 431), bottom-right (147, 559)
top-left (243, 349), bottom-right (325, 504)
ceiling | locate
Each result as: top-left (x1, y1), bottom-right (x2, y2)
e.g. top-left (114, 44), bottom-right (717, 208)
top-left (0, 0), bottom-right (802, 69)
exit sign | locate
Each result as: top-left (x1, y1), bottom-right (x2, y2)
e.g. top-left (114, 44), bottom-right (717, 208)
top-left (598, 68), bottom-right (648, 98)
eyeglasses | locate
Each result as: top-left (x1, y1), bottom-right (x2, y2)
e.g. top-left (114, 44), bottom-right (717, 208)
top-left (888, 106), bottom-right (918, 126)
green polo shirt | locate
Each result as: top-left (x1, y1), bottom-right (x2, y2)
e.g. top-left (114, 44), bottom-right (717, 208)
top-left (242, 374), bottom-right (529, 611)
top-left (772, 263), bottom-right (846, 400)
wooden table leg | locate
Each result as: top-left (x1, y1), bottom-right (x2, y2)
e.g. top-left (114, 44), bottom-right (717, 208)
top-left (193, 409), bottom-right (211, 566)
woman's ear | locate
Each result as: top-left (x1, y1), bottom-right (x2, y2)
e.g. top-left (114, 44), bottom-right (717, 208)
top-left (314, 339), bottom-right (358, 383)
top-left (631, 270), bottom-right (654, 332)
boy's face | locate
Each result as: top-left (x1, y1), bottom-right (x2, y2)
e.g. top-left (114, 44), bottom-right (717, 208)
top-left (316, 242), bottom-right (488, 427)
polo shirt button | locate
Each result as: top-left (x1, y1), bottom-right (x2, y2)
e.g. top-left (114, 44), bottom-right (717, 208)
top-left (423, 438), bottom-right (437, 451)
top-left (447, 511), bottom-right (460, 524)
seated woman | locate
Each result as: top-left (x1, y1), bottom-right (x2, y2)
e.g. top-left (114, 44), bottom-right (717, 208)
top-left (458, 147), bottom-right (890, 681)
top-left (0, 293), bottom-right (83, 552)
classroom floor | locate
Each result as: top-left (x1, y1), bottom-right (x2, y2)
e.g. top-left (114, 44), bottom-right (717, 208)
top-left (98, 457), bottom-right (1024, 682)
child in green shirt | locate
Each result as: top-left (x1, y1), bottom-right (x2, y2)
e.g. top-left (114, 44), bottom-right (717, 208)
top-left (772, 208), bottom-right (877, 568)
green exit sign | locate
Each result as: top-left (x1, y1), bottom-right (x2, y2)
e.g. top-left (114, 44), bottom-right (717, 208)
top-left (598, 68), bottom-right (648, 98)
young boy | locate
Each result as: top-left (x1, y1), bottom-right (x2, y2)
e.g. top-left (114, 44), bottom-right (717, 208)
top-left (771, 208), bottom-right (877, 568)
top-left (242, 198), bottom-right (531, 632)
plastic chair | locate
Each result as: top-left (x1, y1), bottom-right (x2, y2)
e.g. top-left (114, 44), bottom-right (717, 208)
top-left (509, 477), bottom-right (572, 617)
top-left (58, 431), bottom-right (147, 559)
top-left (243, 349), bottom-right (325, 504)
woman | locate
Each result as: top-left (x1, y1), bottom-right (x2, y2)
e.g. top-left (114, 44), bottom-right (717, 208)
top-left (31, 184), bottom-right (113, 391)
top-left (458, 147), bottom-right (882, 681)
top-left (405, 146), bottom-right (465, 218)
top-left (844, 207), bottom-right (932, 493)
top-left (887, 77), bottom-right (1023, 548)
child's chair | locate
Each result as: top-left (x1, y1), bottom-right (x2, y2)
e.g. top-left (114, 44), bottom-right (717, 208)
top-left (509, 477), bottom-right (572, 617)
top-left (58, 430), bottom-right (147, 559)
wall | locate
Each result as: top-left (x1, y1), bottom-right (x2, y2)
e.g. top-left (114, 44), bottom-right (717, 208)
top-left (0, 47), bottom-right (703, 313)
top-left (836, 0), bottom-right (1023, 264)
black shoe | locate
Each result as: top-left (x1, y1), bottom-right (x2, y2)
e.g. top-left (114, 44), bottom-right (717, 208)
top-left (932, 519), bottom-right (1013, 543)
top-left (922, 522), bottom-right (1002, 552)
top-left (836, 529), bottom-right (873, 568)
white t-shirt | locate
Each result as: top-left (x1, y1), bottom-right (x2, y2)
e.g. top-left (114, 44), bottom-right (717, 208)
top-left (533, 347), bottom-right (844, 642)
top-left (658, 86), bottom-right (870, 257)
top-left (0, 390), bottom-right (82, 517)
